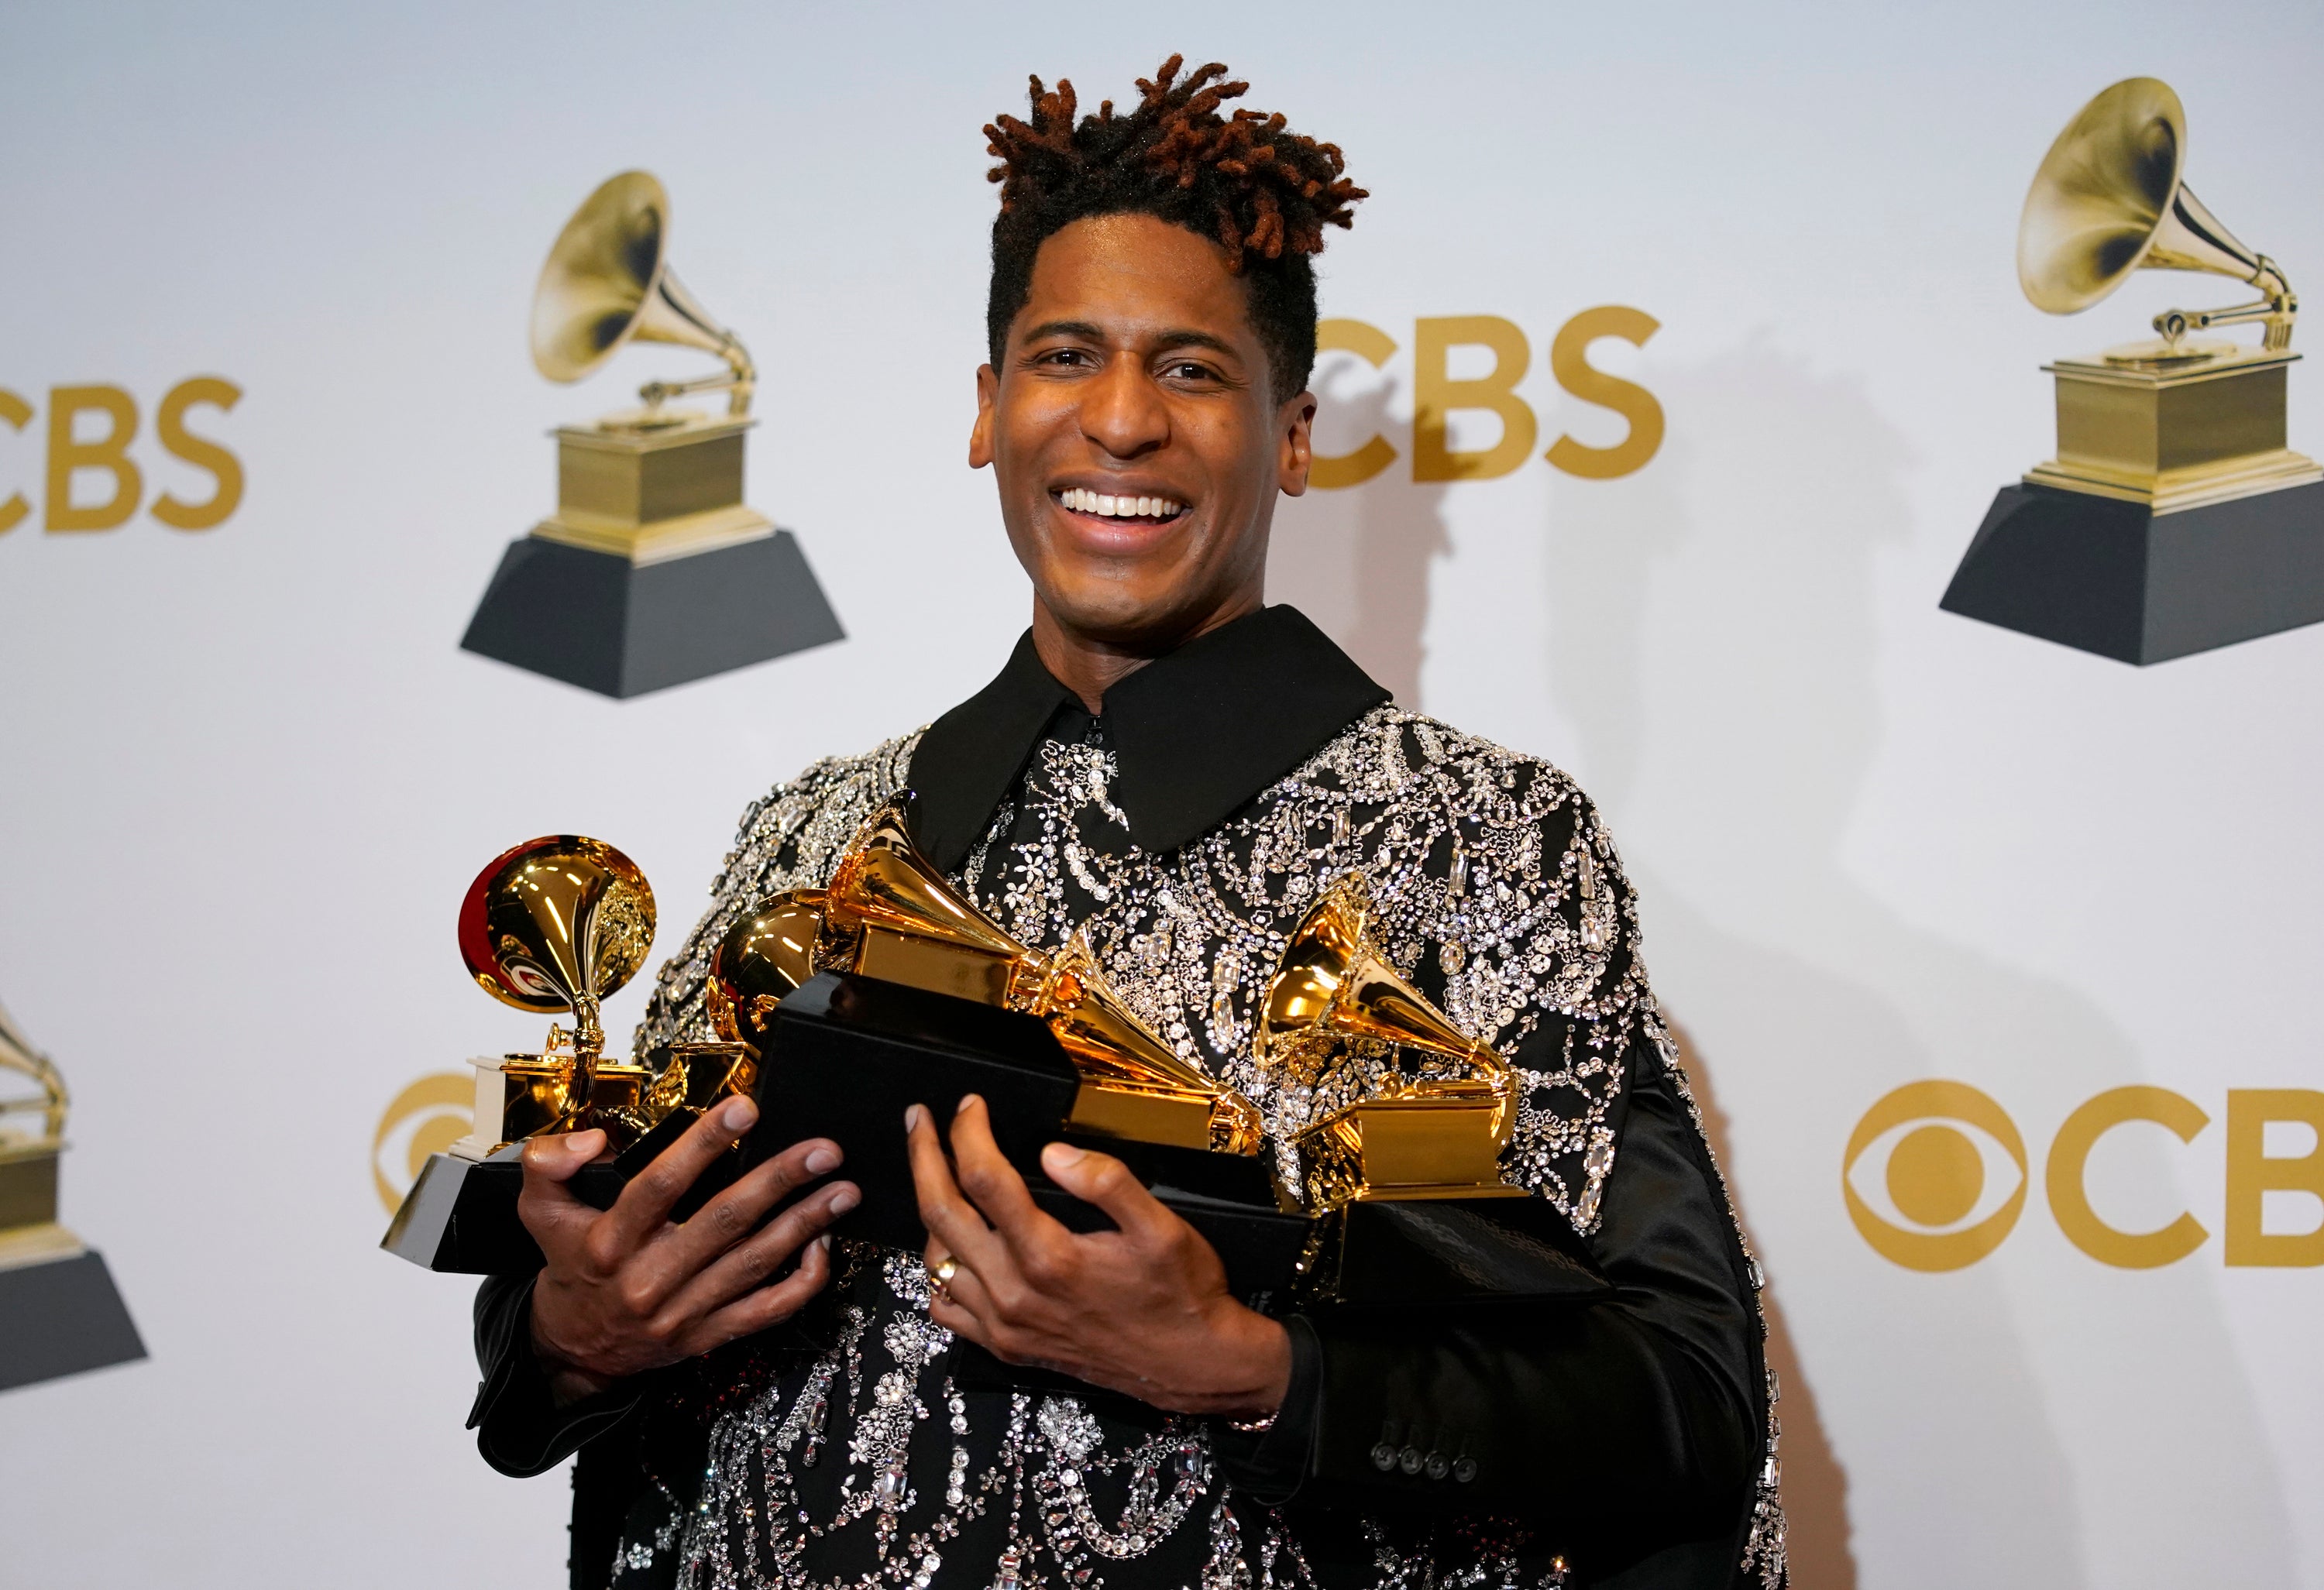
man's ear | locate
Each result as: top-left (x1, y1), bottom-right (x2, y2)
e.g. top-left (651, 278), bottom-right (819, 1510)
top-left (969, 364), bottom-right (1000, 469)
top-left (1277, 390), bottom-right (1318, 497)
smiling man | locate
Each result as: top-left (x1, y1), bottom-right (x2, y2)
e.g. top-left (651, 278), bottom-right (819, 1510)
top-left (469, 58), bottom-right (1783, 1590)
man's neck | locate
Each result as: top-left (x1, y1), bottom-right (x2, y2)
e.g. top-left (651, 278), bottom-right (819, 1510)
top-left (1030, 592), bottom-right (1263, 714)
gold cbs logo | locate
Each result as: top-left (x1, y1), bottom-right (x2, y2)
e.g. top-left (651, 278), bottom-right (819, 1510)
top-left (371, 1072), bottom-right (474, 1214)
top-left (1309, 310), bottom-right (1662, 488)
top-left (1846, 1081), bottom-right (2324, 1272)
top-left (1, 380), bottom-right (245, 535)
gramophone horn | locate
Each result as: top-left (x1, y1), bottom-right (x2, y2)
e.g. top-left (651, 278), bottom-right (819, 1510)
top-left (707, 890), bottom-right (829, 1049)
top-left (1037, 932), bottom-right (1267, 1155)
top-left (2018, 77), bottom-right (2295, 351)
top-left (1260, 873), bottom-right (1508, 1110)
top-left (820, 795), bottom-right (1040, 1006)
top-left (457, 835), bottom-right (655, 1067)
top-left (1260, 874), bottom-right (1521, 1209)
top-left (530, 170), bottom-right (758, 414)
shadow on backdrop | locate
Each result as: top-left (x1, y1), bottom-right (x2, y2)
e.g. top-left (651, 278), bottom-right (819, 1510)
top-left (1541, 344), bottom-right (2294, 1588)
top-left (1267, 372), bottom-right (1446, 705)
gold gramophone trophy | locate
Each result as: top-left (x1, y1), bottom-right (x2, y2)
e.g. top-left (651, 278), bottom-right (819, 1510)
top-left (710, 795), bottom-right (1265, 1157)
top-left (459, 170), bottom-right (842, 699)
top-left (1257, 874), bottom-right (1525, 1214)
top-left (1942, 77), bottom-right (2324, 663)
top-left (0, 1000), bottom-right (144, 1391)
top-left (703, 802), bottom-right (1600, 1312)
top-left (381, 836), bottom-right (755, 1272)
top-left (1245, 877), bottom-right (1607, 1307)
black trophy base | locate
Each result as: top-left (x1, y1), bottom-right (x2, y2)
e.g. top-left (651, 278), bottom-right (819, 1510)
top-left (381, 1150), bottom-right (625, 1274)
top-left (1941, 479), bottom-right (2324, 664)
top-left (459, 531), bottom-right (844, 699)
top-left (751, 974), bottom-right (1604, 1310)
top-left (747, 972), bottom-right (1085, 1252)
top-left (0, 1249), bottom-right (145, 1391)
top-left (383, 971), bottom-right (1611, 1317)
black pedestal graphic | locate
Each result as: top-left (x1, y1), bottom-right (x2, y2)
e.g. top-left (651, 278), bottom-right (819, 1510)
top-left (460, 531), bottom-right (844, 699)
top-left (0, 1251), bottom-right (146, 1392)
top-left (1941, 480), bottom-right (2324, 664)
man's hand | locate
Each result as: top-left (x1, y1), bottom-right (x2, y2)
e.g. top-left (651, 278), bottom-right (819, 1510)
top-left (908, 1095), bottom-right (1290, 1420)
top-left (521, 1097), bottom-right (858, 1405)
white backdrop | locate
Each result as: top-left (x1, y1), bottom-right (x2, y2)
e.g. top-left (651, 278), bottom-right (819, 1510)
top-left (4, 2), bottom-right (2322, 1585)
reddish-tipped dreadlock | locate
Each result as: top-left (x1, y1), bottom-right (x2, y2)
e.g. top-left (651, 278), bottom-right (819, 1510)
top-left (983, 57), bottom-right (1367, 401)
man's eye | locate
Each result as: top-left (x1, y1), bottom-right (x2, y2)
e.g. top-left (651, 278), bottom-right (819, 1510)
top-left (1164, 361), bottom-right (1216, 381)
top-left (1037, 349), bottom-right (1094, 367)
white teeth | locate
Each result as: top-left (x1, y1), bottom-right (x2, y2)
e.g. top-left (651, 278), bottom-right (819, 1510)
top-left (1060, 489), bottom-right (1183, 520)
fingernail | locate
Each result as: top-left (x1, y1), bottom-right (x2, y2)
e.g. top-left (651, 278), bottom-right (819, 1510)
top-left (904, 1104), bottom-right (925, 1132)
top-left (723, 1097), bottom-right (758, 1132)
top-left (1044, 1142), bottom-right (1087, 1171)
top-left (805, 1145), bottom-right (841, 1176)
top-left (956, 1093), bottom-right (980, 1117)
top-left (814, 1235), bottom-right (831, 1255)
top-left (829, 1185), bottom-right (860, 1215)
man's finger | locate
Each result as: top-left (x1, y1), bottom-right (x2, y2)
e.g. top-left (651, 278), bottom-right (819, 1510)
top-left (676, 1235), bottom-right (837, 1358)
top-left (603, 1096), bottom-right (761, 1250)
top-left (1037, 1140), bottom-right (1176, 1244)
top-left (516, 1130), bottom-right (607, 1255)
top-left (648, 1134), bottom-right (844, 1279)
top-left (662, 1178), bottom-right (859, 1322)
top-left (924, 1245), bottom-right (997, 1344)
top-left (947, 1095), bottom-right (1048, 1237)
top-left (905, 1101), bottom-right (1010, 1279)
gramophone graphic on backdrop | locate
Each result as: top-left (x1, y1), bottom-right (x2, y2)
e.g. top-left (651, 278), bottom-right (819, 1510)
top-left (1943, 78), bottom-right (2324, 664)
top-left (459, 171), bottom-right (844, 698)
top-left (0, 1001), bottom-right (143, 1393)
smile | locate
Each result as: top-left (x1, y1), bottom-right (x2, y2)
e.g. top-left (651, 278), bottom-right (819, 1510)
top-left (1054, 487), bottom-right (1187, 522)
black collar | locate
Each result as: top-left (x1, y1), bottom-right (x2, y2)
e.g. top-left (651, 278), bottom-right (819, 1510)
top-left (906, 606), bottom-right (1391, 871)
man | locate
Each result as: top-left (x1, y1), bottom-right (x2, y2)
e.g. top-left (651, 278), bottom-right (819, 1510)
top-left (471, 57), bottom-right (1784, 1590)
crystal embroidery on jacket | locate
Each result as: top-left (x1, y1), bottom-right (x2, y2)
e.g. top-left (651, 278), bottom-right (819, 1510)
top-left (614, 706), bottom-right (1783, 1590)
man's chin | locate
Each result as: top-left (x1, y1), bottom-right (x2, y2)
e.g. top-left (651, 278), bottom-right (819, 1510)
top-left (1034, 579), bottom-right (1226, 654)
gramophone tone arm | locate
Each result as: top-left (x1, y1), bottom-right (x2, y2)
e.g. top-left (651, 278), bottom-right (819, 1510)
top-left (638, 359), bottom-right (758, 418)
top-left (2154, 256), bottom-right (2297, 352)
top-left (636, 333), bottom-right (758, 418)
top-left (0, 1002), bottom-right (67, 1143)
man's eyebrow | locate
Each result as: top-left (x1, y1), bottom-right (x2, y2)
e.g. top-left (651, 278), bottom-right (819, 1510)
top-left (1151, 328), bottom-right (1242, 360)
top-left (1017, 321), bottom-right (1244, 361)
top-left (1019, 319), bottom-right (1109, 345)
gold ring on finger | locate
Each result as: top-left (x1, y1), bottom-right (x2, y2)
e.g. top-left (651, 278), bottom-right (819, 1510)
top-left (930, 1255), bottom-right (957, 1304)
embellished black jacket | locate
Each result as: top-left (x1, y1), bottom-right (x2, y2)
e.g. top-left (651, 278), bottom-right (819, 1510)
top-left (469, 606), bottom-right (1785, 1590)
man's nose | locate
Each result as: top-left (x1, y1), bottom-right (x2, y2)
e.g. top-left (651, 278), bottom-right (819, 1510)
top-left (1078, 355), bottom-right (1169, 460)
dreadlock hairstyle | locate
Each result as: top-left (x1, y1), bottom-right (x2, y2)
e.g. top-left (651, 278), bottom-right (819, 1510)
top-left (983, 56), bottom-right (1367, 404)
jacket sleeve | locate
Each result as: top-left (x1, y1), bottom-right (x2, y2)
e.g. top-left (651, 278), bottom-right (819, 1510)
top-left (1219, 1038), bottom-right (1761, 1555)
top-left (468, 1272), bottom-right (648, 1478)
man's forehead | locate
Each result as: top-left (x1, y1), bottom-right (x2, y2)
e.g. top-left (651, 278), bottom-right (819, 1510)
top-left (1016, 217), bottom-right (1257, 351)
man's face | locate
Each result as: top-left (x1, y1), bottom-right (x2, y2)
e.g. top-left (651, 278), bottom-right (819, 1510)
top-left (970, 213), bottom-right (1315, 650)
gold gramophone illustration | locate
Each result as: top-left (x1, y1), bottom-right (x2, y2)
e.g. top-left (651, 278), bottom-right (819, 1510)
top-left (1942, 77), bottom-right (2324, 665)
top-left (710, 795), bottom-right (1265, 1157)
top-left (0, 1001), bottom-right (75, 1269)
top-left (1258, 874), bottom-right (1524, 1213)
top-left (459, 170), bottom-right (843, 699)
top-left (526, 172), bottom-right (768, 560)
top-left (0, 1000), bottom-right (144, 1389)
top-left (2016, 77), bottom-right (2315, 512)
